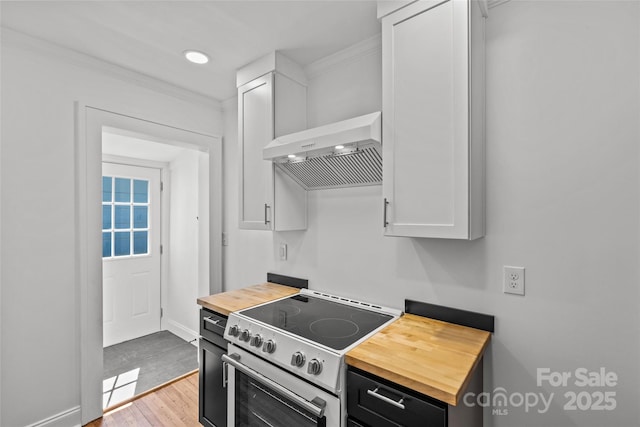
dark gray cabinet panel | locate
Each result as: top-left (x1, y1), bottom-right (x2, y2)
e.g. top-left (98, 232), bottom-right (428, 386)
top-left (199, 309), bottom-right (228, 427)
top-left (347, 368), bottom-right (447, 427)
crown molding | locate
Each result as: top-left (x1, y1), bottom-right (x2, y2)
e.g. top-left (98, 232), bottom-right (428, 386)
top-left (304, 34), bottom-right (382, 80)
top-left (303, 0), bottom-right (508, 80)
top-left (1, 26), bottom-right (222, 110)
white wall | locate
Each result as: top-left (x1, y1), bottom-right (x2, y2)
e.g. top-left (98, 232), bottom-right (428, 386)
top-left (0, 29), bottom-right (222, 426)
top-left (165, 149), bottom-right (209, 341)
top-left (222, 2), bottom-right (640, 426)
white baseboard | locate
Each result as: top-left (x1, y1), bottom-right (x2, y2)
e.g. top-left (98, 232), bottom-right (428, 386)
top-left (165, 319), bottom-right (198, 344)
top-left (26, 406), bottom-right (81, 427)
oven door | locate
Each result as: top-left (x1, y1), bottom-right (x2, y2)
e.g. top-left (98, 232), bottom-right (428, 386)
top-left (223, 346), bottom-right (341, 427)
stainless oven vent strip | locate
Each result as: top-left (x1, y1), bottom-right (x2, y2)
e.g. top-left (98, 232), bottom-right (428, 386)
top-left (301, 289), bottom-right (402, 317)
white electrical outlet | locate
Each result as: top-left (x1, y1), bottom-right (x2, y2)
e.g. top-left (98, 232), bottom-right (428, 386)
top-left (503, 266), bottom-right (525, 296)
top-left (279, 243), bottom-right (287, 261)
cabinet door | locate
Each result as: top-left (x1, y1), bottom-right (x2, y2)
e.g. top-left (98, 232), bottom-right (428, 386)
top-left (382, 0), bottom-right (482, 239)
top-left (238, 74), bottom-right (275, 230)
top-left (199, 338), bottom-right (227, 427)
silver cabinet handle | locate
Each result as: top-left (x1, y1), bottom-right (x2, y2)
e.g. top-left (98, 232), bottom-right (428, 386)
top-left (264, 203), bottom-right (271, 225)
top-left (367, 387), bottom-right (405, 410)
top-left (203, 316), bottom-right (220, 326)
top-left (383, 198), bottom-right (389, 227)
top-left (222, 353), bottom-right (326, 418)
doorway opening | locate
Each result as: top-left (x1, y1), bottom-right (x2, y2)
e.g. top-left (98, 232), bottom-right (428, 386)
top-left (100, 129), bottom-right (208, 409)
top-left (77, 104), bottom-right (223, 424)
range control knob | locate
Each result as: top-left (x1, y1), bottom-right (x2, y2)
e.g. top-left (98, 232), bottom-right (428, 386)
top-left (291, 351), bottom-right (306, 368)
top-left (228, 325), bottom-right (240, 337)
top-left (307, 359), bottom-right (323, 375)
top-left (262, 339), bottom-right (276, 354)
top-left (250, 334), bottom-right (263, 347)
top-left (240, 329), bottom-right (252, 342)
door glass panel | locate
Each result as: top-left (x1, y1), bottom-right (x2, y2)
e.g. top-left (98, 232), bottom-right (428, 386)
top-left (114, 232), bottom-right (131, 256)
top-left (102, 232), bottom-right (112, 257)
top-left (114, 206), bottom-right (131, 229)
top-left (114, 178), bottom-right (131, 203)
top-left (133, 180), bottom-right (148, 203)
top-left (234, 370), bottom-right (322, 427)
top-left (102, 176), bottom-right (113, 202)
top-left (102, 205), bottom-right (112, 230)
top-left (133, 206), bottom-right (148, 229)
top-left (133, 231), bottom-right (148, 255)
top-left (102, 173), bottom-right (151, 258)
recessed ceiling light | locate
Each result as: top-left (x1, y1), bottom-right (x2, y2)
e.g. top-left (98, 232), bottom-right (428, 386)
top-left (184, 50), bottom-right (209, 65)
top-left (287, 154), bottom-right (296, 158)
top-left (335, 145), bottom-right (345, 150)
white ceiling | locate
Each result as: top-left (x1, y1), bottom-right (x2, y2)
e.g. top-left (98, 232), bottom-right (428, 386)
top-left (0, 0), bottom-right (381, 101)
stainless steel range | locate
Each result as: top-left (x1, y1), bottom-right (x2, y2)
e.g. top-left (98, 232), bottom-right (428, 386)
top-left (222, 289), bottom-right (401, 427)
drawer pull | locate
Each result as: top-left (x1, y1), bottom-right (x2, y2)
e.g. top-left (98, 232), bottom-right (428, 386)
top-left (204, 316), bottom-right (220, 326)
top-left (367, 387), bottom-right (405, 410)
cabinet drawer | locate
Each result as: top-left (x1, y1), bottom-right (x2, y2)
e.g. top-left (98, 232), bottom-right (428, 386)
top-left (347, 418), bottom-right (367, 427)
top-left (200, 309), bottom-right (227, 348)
top-left (347, 369), bottom-right (446, 427)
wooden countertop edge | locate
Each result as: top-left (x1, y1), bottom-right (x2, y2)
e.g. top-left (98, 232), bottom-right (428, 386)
top-left (196, 282), bottom-right (300, 316)
top-left (346, 319), bottom-right (491, 406)
top-left (451, 334), bottom-right (491, 404)
top-left (345, 355), bottom-right (459, 405)
top-left (196, 298), bottom-right (233, 316)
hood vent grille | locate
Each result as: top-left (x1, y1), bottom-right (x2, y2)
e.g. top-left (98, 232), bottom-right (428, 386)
top-left (264, 112), bottom-right (382, 190)
top-left (276, 146), bottom-right (382, 190)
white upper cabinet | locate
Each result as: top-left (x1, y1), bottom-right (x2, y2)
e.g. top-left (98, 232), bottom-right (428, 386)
top-left (237, 52), bottom-right (308, 231)
top-left (381, 0), bottom-right (486, 239)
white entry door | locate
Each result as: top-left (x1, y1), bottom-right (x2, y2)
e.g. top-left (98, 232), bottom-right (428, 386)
top-left (102, 162), bottom-right (161, 347)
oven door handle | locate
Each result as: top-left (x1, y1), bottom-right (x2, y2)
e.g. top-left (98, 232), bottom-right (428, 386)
top-left (222, 353), bottom-right (326, 418)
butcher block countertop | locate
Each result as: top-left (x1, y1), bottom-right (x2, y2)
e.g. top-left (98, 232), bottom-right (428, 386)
top-left (345, 313), bottom-right (491, 406)
top-left (197, 282), bottom-right (300, 316)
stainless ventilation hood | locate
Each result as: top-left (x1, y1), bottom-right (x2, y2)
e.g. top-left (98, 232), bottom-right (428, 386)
top-left (263, 112), bottom-right (382, 190)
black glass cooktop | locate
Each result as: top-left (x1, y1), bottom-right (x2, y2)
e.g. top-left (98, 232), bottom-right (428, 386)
top-left (240, 294), bottom-right (393, 350)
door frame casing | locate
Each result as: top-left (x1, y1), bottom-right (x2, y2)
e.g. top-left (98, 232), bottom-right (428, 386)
top-left (75, 102), bottom-right (222, 424)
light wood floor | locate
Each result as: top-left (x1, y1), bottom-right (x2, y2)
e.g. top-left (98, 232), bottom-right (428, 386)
top-left (85, 372), bottom-right (200, 427)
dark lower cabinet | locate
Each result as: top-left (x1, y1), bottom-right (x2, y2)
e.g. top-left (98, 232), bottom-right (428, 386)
top-left (199, 309), bottom-right (228, 427)
top-left (347, 368), bottom-right (447, 427)
top-left (346, 418), bottom-right (367, 427)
